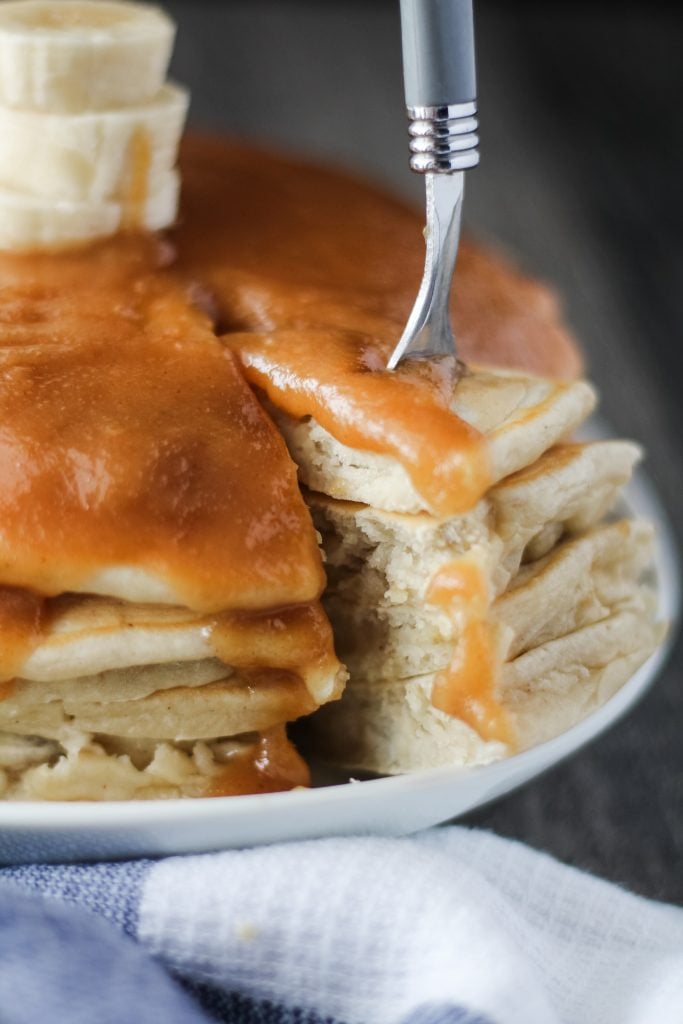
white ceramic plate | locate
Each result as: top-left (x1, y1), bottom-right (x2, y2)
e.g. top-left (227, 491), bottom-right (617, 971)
top-left (0, 460), bottom-right (678, 864)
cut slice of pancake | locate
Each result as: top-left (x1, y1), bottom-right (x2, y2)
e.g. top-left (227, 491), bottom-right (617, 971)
top-left (271, 368), bottom-right (596, 516)
top-left (303, 516), bottom-right (662, 774)
top-left (13, 595), bottom-right (344, 704)
top-left (309, 442), bottom-right (642, 683)
top-left (306, 585), bottom-right (662, 775)
top-left (496, 519), bottom-right (654, 660)
top-left (0, 668), bottom-right (318, 742)
top-left (0, 726), bottom-right (310, 801)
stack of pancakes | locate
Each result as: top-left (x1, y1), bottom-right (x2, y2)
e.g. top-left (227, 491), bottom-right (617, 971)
top-left (0, 596), bottom-right (343, 800)
top-left (0, 134), bottom-right (665, 799)
top-left (293, 368), bottom-right (662, 772)
top-left (0, 0), bottom-right (665, 802)
top-left (173, 137), bottom-right (663, 778)
top-left (0, 242), bottom-right (345, 800)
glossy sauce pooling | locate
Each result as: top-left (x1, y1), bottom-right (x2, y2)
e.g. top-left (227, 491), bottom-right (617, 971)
top-left (0, 235), bottom-right (325, 613)
top-left (203, 727), bottom-right (310, 797)
top-left (427, 559), bottom-right (513, 745)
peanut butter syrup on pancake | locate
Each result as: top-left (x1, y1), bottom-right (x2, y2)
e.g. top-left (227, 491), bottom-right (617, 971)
top-left (203, 728), bottom-right (310, 797)
top-left (0, 234), bottom-right (325, 614)
top-left (174, 135), bottom-right (581, 386)
top-left (228, 333), bottom-right (489, 516)
top-left (426, 559), bottom-right (513, 745)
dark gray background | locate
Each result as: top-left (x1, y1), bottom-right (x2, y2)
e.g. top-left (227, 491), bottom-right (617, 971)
top-left (166, 1), bottom-right (683, 903)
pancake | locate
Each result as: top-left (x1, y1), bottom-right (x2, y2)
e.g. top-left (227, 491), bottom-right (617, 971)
top-left (0, 229), bottom-right (345, 800)
top-left (0, 727), bottom-right (310, 801)
top-left (0, 670), bottom-right (318, 741)
top-left (497, 520), bottom-right (655, 660)
top-left (309, 442), bottom-right (642, 682)
top-left (13, 595), bottom-right (344, 703)
top-left (271, 368), bottom-right (596, 516)
top-left (306, 581), bottom-right (662, 775)
top-left (177, 135), bottom-right (583, 381)
top-left (12, 659), bottom-right (231, 703)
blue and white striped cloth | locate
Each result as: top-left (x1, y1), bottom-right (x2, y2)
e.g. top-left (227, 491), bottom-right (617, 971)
top-left (1, 827), bottom-right (682, 1024)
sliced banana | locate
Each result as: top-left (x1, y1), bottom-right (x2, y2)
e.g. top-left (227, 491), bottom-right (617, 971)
top-left (0, 82), bottom-right (188, 202)
top-left (0, 168), bottom-right (179, 251)
top-left (0, 0), bottom-right (175, 112)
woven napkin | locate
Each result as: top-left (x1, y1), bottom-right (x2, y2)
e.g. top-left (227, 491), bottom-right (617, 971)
top-left (1, 826), bottom-right (682, 1024)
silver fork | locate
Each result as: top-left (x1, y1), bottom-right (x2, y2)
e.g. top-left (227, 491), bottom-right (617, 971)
top-left (387, 0), bottom-right (479, 370)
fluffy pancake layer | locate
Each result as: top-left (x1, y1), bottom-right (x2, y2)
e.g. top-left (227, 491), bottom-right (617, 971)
top-left (309, 442), bottom-right (642, 682)
top-left (293, 375), bottom-right (663, 773)
top-left (0, 593), bottom-right (346, 756)
top-left (0, 726), bottom-right (310, 801)
top-left (13, 596), bottom-right (344, 703)
top-left (306, 527), bottom-right (662, 774)
top-left (269, 368), bottom-right (596, 517)
top-left (0, 670), bottom-right (319, 742)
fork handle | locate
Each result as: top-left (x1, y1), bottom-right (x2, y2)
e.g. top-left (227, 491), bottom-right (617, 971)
top-left (399, 0), bottom-right (479, 174)
top-left (399, 0), bottom-right (476, 109)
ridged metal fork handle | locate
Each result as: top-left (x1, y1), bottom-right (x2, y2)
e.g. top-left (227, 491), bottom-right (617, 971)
top-left (408, 101), bottom-right (479, 173)
top-left (387, 170), bottom-right (464, 369)
top-left (387, 103), bottom-right (479, 369)
top-left (390, 0), bottom-right (479, 369)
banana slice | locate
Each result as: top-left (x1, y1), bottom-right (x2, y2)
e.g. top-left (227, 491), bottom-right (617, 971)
top-left (0, 82), bottom-right (188, 202)
top-left (0, 169), bottom-right (179, 251)
top-left (0, 1), bottom-right (175, 112)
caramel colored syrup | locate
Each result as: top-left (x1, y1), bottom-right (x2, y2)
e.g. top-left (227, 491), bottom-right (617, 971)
top-left (203, 727), bottom-right (310, 796)
top-left (427, 559), bottom-right (513, 745)
top-left (0, 588), bottom-right (47, 683)
top-left (173, 135), bottom-right (581, 389)
top-left (173, 137), bottom-right (493, 516)
top-left (227, 334), bottom-right (490, 517)
top-left (0, 235), bottom-right (325, 614)
top-left (209, 602), bottom-right (340, 696)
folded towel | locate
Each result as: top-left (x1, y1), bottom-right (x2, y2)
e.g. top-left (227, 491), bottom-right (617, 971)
top-left (1, 827), bottom-right (682, 1024)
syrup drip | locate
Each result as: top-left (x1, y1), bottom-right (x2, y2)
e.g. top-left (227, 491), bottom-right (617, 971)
top-left (203, 727), bottom-right (310, 796)
top-left (427, 559), bottom-right (513, 745)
